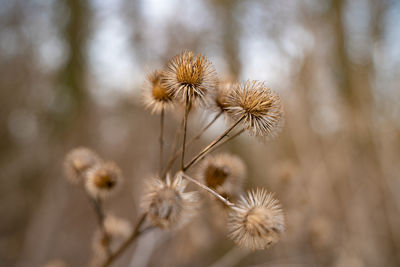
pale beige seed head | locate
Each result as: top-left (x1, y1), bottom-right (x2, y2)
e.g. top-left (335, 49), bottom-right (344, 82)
top-left (142, 70), bottom-right (174, 114)
top-left (226, 80), bottom-right (284, 138)
top-left (198, 153), bottom-right (246, 201)
top-left (163, 51), bottom-right (218, 103)
top-left (141, 174), bottom-right (199, 229)
top-left (228, 188), bottom-right (285, 250)
top-left (85, 161), bottom-right (123, 199)
top-left (63, 147), bottom-right (100, 184)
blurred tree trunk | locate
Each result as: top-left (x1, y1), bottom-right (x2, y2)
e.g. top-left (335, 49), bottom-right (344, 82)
top-left (54, 0), bottom-right (90, 127)
top-left (212, 0), bottom-right (242, 79)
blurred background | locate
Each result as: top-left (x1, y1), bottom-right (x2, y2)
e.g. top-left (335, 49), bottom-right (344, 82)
top-left (1, 0), bottom-right (400, 266)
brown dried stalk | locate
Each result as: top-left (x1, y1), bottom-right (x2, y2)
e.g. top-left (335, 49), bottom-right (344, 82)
top-left (181, 92), bottom-right (190, 170)
top-left (183, 115), bottom-right (245, 171)
top-left (101, 213), bottom-right (149, 267)
top-left (161, 110), bottom-right (223, 178)
top-left (159, 108), bottom-right (165, 177)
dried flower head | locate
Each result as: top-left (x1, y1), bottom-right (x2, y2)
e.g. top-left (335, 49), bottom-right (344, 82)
top-left (85, 161), bottom-right (123, 199)
top-left (63, 147), bottom-right (100, 184)
top-left (228, 188), bottom-right (285, 250)
top-left (142, 70), bottom-right (174, 114)
top-left (226, 80), bottom-right (284, 138)
top-left (163, 51), bottom-right (218, 102)
top-left (208, 81), bottom-right (237, 113)
top-left (198, 153), bottom-right (246, 200)
top-left (141, 174), bottom-right (198, 229)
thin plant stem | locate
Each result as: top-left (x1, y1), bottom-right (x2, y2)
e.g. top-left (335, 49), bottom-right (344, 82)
top-left (181, 92), bottom-right (190, 170)
top-left (183, 115), bottom-right (245, 171)
top-left (192, 110), bottom-right (223, 142)
top-left (161, 111), bottom-right (223, 177)
top-left (89, 196), bottom-right (112, 257)
top-left (194, 128), bottom-right (245, 164)
top-left (101, 213), bottom-right (149, 267)
top-left (180, 172), bottom-right (235, 207)
top-left (159, 108), bottom-right (165, 177)
top-left (161, 118), bottom-right (184, 179)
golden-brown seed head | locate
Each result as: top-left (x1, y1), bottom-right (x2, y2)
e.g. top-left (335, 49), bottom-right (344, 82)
top-left (228, 188), bottom-right (285, 250)
top-left (142, 71), bottom-right (174, 114)
top-left (141, 174), bottom-right (198, 230)
top-left (198, 153), bottom-right (246, 201)
top-left (226, 80), bottom-right (284, 138)
top-left (63, 147), bottom-right (100, 184)
top-left (163, 51), bottom-right (218, 103)
top-left (85, 161), bottom-right (122, 199)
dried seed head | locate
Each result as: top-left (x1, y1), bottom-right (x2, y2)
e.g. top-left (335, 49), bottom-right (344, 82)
top-left (163, 51), bottom-right (218, 103)
top-left (63, 147), bottom-right (100, 184)
top-left (141, 174), bottom-right (199, 229)
top-left (85, 161), bottom-right (122, 199)
top-left (228, 188), bottom-right (285, 250)
top-left (226, 80), bottom-right (284, 138)
top-left (198, 153), bottom-right (246, 200)
top-left (208, 81), bottom-right (237, 113)
top-left (142, 70), bottom-right (174, 114)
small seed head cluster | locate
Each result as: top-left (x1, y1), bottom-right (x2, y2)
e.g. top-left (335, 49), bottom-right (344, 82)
top-left (142, 70), bottom-right (174, 114)
top-left (198, 153), bottom-right (246, 200)
top-left (141, 174), bottom-right (199, 229)
top-left (228, 188), bottom-right (285, 250)
top-left (163, 50), bottom-right (218, 102)
top-left (85, 161), bottom-right (123, 199)
top-left (226, 80), bottom-right (284, 138)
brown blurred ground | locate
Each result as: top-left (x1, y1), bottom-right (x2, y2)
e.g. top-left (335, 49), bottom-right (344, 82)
top-left (1, 0), bottom-right (400, 266)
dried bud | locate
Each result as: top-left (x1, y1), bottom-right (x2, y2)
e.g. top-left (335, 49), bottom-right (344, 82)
top-left (198, 153), bottom-right (246, 200)
top-left (85, 161), bottom-right (123, 199)
top-left (163, 51), bottom-right (218, 103)
top-left (226, 80), bottom-right (284, 138)
top-left (228, 188), bottom-right (285, 249)
top-left (63, 147), bottom-right (100, 184)
top-left (142, 70), bottom-right (174, 114)
top-left (141, 174), bottom-right (198, 229)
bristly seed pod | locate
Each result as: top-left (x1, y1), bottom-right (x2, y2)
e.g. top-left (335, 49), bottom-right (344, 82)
top-left (208, 81), bottom-right (237, 114)
top-left (163, 50), bottom-right (218, 103)
top-left (63, 147), bottom-right (100, 184)
top-left (226, 80), bottom-right (284, 138)
top-left (85, 161), bottom-right (123, 199)
top-left (198, 153), bottom-right (246, 201)
top-left (228, 188), bottom-right (285, 250)
top-left (141, 174), bottom-right (198, 229)
top-left (142, 70), bottom-right (174, 114)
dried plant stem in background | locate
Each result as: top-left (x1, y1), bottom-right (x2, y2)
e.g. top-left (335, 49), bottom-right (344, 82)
top-left (161, 118), bottom-right (184, 179)
top-left (192, 110), bottom-right (223, 142)
top-left (161, 110), bottom-right (223, 177)
top-left (89, 196), bottom-right (112, 257)
top-left (159, 108), bottom-right (165, 176)
top-left (184, 114), bottom-right (245, 171)
top-left (181, 92), bottom-right (190, 170)
top-left (101, 213), bottom-right (149, 267)
top-left (195, 128), bottom-right (245, 164)
top-left (181, 173), bottom-right (235, 207)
